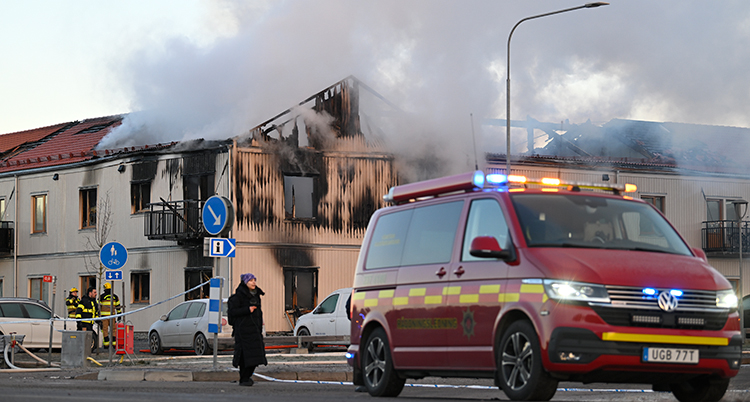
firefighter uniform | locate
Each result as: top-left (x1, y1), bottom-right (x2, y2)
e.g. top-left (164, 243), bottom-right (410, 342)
top-left (65, 288), bottom-right (80, 318)
top-left (76, 288), bottom-right (99, 351)
top-left (99, 283), bottom-right (122, 348)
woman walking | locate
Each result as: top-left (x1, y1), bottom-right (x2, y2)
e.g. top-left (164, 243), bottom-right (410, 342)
top-left (228, 273), bottom-right (267, 386)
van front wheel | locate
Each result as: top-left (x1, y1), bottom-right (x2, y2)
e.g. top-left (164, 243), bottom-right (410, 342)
top-left (497, 320), bottom-right (557, 401)
top-left (670, 376), bottom-right (729, 402)
top-left (362, 327), bottom-right (405, 397)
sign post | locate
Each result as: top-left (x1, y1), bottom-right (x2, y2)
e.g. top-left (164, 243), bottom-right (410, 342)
top-left (99, 242), bottom-right (128, 365)
top-left (208, 277), bottom-right (224, 370)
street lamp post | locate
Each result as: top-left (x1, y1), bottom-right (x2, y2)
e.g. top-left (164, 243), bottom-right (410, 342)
top-left (505, 2), bottom-right (609, 176)
top-left (735, 200), bottom-right (748, 335)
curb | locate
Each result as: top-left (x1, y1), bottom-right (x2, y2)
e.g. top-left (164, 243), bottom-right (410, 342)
top-left (86, 370), bottom-right (352, 382)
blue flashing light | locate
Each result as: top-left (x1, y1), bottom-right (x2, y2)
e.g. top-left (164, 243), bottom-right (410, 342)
top-left (642, 288), bottom-right (657, 296)
top-left (345, 352), bottom-right (354, 359)
top-left (670, 289), bottom-right (683, 297)
top-left (473, 171), bottom-right (485, 188)
top-left (486, 174), bottom-right (508, 185)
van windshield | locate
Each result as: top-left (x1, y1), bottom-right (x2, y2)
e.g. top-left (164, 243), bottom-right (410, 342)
top-left (510, 193), bottom-right (692, 256)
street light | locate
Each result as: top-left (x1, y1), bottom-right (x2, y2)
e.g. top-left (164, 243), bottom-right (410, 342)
top-left (505, 2), bottom-right (609, 176)
top-left (735, 200), bottom-right (748, 335)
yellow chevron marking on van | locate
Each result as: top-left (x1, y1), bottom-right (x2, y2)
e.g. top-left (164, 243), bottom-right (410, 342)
top-left (443, 286), bottom-right (461, 295)
top-left (424, 295), bottom-right (442, 304)
top-left (479, 284), bottom-right (500, 294)
top-left (393, 297), bottom-right (409, 306)
top-left (542, 294), bottom-right (548, 303)
top-left (520, 284), bottom-right (544, 293)
top-left (499, 293), bottom-right (520, 303)
top-left (379, 290), bottom-right (394, 298)
top-left (459, 294), bottom-right (479, 304)
top-left (353, 292), bottom-right (366, 300)
top-left (409, 288), bottom-right (426, 297)
top-left (364, 299), bottom-right (378, 308)
top-left (601, 332), bottom-right (728, 346)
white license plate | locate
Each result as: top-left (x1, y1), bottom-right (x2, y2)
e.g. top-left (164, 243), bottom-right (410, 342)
top-left (642, 347), bottom-right (699, 364)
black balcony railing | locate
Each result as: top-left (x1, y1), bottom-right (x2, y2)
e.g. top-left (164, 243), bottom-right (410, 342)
top-left (702, 220), bottom-right (750, 254)
top-left (0, 221), bottom-right (13, 253)
top-left (144, 200), bottom-right (203, 241)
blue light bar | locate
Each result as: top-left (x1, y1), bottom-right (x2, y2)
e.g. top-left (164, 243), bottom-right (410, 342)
top-left (670, 289), bottom-right (683, 297)
top-left (642, 288), bottom-right (657, 296)
top-left (473, 171), bottom-right (485, 188)
top-left (486, 174), bottom-right (507, 185)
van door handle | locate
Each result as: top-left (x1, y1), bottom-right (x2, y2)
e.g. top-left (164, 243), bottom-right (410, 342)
top-left (454, 266), bottom-right (465, 277)
top-left (436, 267), bottom-right (447, 278)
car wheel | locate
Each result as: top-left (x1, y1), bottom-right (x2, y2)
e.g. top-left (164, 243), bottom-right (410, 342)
top-left (297, 327), bottom-right (314, 351)
top-left (194, 333), bottom-right (209, 356)
top-left (362, 327), bottom-right (405, 397)
top-left (149, 331), bottom-right (163, 355)
top-left (670, 376), bottom-right (730, 402)
top-left (497, 320), bottom-right (557, 401)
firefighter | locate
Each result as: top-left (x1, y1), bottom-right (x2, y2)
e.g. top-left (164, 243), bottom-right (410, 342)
top-left (99, 282), bottom-right (122, 348)
top-left (75, 286), bottom-right (99, 352)
top-left (65, 287), bottom-right (79, 318)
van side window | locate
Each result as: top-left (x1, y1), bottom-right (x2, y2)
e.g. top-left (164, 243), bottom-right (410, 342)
top-left (401, 201), bottom-right (464, 266)
top-left (365, 209), bottom-right (413, 269)
top-left (462, 199), bottom-right (510, 261)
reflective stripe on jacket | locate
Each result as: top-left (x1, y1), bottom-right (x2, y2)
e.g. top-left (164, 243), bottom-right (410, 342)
top-left (75, 296), bottom-right (99, 324)
top-left (99, 291), bottom-right (122, 316)
top-left (65, 295), bottom-right (79, 318)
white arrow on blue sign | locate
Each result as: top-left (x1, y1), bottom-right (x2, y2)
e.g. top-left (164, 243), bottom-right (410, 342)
top-left (202, 196), bottom-right (233, 235)
top-left (100, 242), bottom-right (128, 270)
top-left (105, 270), bottom-right (123, 281)
top-left (209, 238), bottom-right (236, 258)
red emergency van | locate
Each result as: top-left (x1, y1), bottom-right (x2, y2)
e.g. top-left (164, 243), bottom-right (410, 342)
top-left (347, 171), bottom-right (741, 401)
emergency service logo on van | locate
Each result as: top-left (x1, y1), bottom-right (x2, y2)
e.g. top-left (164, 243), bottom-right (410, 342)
top-left (657, 291), bottom-right (678, 312)
top-left (462, 309), bottom-right (476, 340)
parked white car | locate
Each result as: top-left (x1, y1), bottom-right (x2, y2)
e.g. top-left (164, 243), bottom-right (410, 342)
top-left (293, 288), bottom-right (352, 349)
top-left (0, 298), bottom-right (65, 350)
top-left (148, 298), bottom-right (233, 355)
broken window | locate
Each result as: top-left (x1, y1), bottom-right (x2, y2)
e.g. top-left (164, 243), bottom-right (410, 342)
top-left (80, 187), bottom-right (97, 229)
top-left (284, 175), bottom-right (314, 219)
top-left (184, 267), bottom-right (212, 301)
top-left (131, 271), bottom-right (150, 304)
top-left (284, 267), bottom-right (318, 319)
top-left (183, 173), bottom-right (215, 202)
top-left (131, 181), bottom-right (151, 214)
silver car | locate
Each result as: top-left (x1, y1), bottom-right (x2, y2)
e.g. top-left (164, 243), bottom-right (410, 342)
top-left (0, 298), bottom-right (65, 350)
top-left (148, 299), bottom-right (232, 355)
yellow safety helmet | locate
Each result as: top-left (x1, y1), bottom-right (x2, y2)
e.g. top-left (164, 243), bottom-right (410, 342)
top-left (104, 283), bottom-right (111, 289)
top-left (70, 287), bottom-right (78, 293)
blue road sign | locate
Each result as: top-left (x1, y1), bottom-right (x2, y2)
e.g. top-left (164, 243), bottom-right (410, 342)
top-left (100, 242), bottom-right (128, 270)
top-left (209, 238), bottom-right (236, 258)
top-left (105, 270), bottom-right (123, 281)
top-left (202, 196), bottom-right (233, 235)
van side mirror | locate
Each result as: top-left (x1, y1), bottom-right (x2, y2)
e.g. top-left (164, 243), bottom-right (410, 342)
top-left (692, 247), bottom-right (707, 262)
top-left (470, 236), bottom-right (513, 260)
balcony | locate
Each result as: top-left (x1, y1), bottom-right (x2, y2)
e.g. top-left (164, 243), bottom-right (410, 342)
top-left (144, 200), bottom-right (204, 241)
top-left (702, 220), bottom-right (750, 254)
top-left (0, 221), bottom-right (13, 253)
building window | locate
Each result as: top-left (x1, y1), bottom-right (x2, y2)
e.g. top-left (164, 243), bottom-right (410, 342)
top-left (0, 278), bottom-right (3, 297)
top-left (284, 175), bottom-right (314, 219)
top-left (131, 181), bottom-right (151, 214)
top-left (32, 194), bottom-right (47, 234)
top-left (80, 188), bottom-right (97, 229)
top-left (0, 198), bottom-right (5, 220)
top-left (81, 275), bottom-right (96, 293)
top-left (183, 174), bottom-right (215, 202)
top-left (184, 268), bottom-right (212, 300)
top-left (283, 267), bottom-right (318, 318)
top-left (29, 277), bottom-right (50, 304)
top-left (131, 272), bottom-right (150, 303)
top-left (641, 195), bottom-right (665, 213)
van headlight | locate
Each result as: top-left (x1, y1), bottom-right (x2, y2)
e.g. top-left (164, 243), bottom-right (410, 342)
top-left (716, 289), bottom-right (738, 309)
top-left (543, 280), bottom-right (610, 303)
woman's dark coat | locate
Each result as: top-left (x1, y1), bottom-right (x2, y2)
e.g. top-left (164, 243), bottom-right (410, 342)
top-left (228, 283), bottom-right (267, 368)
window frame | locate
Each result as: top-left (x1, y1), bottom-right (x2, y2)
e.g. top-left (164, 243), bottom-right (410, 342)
top-left (31, 193), bottom-right (47, 234)
top-left (131, 271), bottom-right (150, 304)
top-left (79, 187), bottom-right (97, 229)
top-left (283, 175), bottom-right (316, 220)
top-left (131, 180), bottom-right (152, 214)
top-left (641, 195), bottom-right (666, 214)
top-left (28, 277), bottom-right (50, 304)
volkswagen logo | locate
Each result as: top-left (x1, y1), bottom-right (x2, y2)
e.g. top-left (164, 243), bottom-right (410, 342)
top-left (657, 291), bottom-right (679, 312)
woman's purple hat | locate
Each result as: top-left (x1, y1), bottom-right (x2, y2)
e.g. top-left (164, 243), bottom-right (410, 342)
top-left (241, 273), bottom-right (256, 283)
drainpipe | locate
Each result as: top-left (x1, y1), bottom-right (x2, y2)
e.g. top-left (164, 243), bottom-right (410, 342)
top-left (13, 175), bottom-right (18, 297)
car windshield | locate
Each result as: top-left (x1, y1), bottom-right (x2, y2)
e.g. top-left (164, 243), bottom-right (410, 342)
top-left (510, 193), bottom-right (692, 256)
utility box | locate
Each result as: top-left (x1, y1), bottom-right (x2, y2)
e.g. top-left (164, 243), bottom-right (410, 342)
top-left (61, 331), bottom-right (92, 368)
top-left (116, 323), bottom-right (134, 355)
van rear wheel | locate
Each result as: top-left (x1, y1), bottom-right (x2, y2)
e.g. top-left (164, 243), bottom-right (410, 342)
top-left (670, 376), bottom-right (729, 402)
top-left (362, 327), bottom-right (404, 397)
top-left (497, 320), bottom-right (557, 401)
